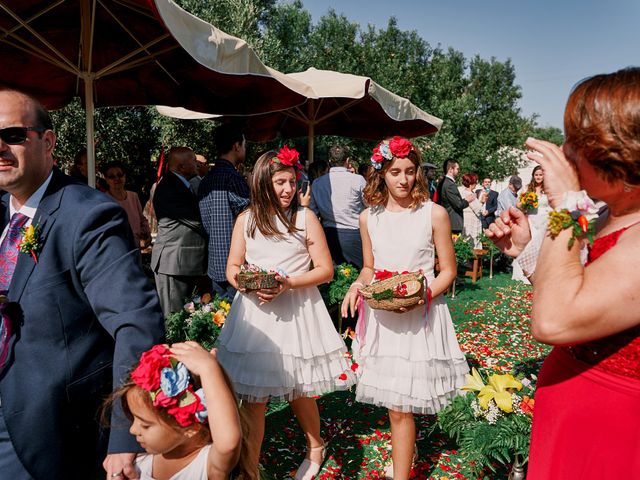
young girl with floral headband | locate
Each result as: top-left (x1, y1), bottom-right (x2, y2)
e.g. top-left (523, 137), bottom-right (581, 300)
top-left (216, 146), bottom-right (355, 479)
top-left (342, 136), bottom-right (469, 479)
top-left (107, 341), bottom-right (256, 480)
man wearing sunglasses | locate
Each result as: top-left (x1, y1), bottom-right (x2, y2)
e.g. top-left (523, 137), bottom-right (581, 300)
top-left (0, 89), bottom-right (164, 479)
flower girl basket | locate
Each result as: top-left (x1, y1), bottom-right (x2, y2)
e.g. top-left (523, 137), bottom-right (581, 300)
top-left (360, 272), bottom-right (425, 311)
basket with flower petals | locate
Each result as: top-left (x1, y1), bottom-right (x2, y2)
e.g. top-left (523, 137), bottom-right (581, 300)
top-left (237, 264), bottom-right (279, 290)
top-left (360, 271), bottom-right (425, 311)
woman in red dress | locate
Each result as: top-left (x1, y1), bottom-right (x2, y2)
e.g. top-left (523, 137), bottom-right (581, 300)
top-left (521, 69), bottom-right (640, 478)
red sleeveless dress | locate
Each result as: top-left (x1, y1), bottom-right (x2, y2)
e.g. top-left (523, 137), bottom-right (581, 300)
top-left (527, 226), bottom-right (640, 479)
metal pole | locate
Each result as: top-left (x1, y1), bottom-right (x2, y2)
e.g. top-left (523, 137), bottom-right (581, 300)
top-left (84, 75), bottom-right (96, 188)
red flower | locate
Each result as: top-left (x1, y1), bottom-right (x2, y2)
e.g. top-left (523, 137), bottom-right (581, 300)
top-left (153, 390), bottom-right (179, 408)
top-left (374, 269), bottom-right (396, 281)
top-left (388, 136), bottom-right (413, 158)
top-left (371, 146), bottom-right (384, 164)
top-left (131, 345), bottom-right (171, 391)
top-left (276, 145), bottom-right (300, 167)
top-left (350, 362), bottom-right (359, 372)
top-left (338, 373), bottom-right (348, 381)
top-left (166, 389), bottom-right (203, 427)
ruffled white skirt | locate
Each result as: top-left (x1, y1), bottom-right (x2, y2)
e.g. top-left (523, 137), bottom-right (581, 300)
top-left (353, 294), bottom-right (469, 414)
top-left (216, 286), bottom-right (355, 402)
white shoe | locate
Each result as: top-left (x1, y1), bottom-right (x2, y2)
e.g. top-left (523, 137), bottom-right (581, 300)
top-left (294, 443), bottom-right (326, 480)
top-left (384, 445), bottom-right (418, 479)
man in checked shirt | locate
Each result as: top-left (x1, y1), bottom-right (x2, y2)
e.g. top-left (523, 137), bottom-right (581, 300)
top-left (198, 124), bottom-right (249, 299)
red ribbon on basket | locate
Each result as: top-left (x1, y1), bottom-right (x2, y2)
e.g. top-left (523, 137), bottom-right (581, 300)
top-left (356, 293), bottom-right (367, 347)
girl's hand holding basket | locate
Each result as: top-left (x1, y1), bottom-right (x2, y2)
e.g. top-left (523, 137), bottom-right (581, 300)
top-left (256, 274), bottom-right (291, 304)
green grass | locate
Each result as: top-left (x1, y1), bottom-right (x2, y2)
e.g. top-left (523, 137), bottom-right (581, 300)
top-left (259, 273), bottom-right (548, 479)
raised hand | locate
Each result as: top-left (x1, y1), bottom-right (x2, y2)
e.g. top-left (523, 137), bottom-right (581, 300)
top-left (525, 137), bottom-right (581, 209)
top-left (485, 207), bottom-right (532, 258)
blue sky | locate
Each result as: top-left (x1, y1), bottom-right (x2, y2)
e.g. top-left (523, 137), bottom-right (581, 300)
top-left (300, 0), bottom-right (639, 130)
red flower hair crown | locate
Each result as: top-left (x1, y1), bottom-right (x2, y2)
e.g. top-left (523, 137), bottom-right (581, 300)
top-left (370, 136), bottom-right (414, 170)
top-left (270, 145), bottom-right (303, 179)
top-left (130, 345), bottom-right (208, 427)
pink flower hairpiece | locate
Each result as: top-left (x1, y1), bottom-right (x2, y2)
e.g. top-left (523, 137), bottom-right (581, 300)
top-left (271, 145), bottom-right (303, 180)
top-left (130, 345), bottom-right (208, 427)
top-left (370, 136), bottom-right (414, 170)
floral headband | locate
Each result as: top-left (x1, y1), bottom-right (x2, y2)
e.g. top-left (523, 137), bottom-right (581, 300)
top-left (270, 145), bottom-right (303, 180)
top-left (130, 345), bottom-right (208, 427)
top-left (370, 136), bottom-right (414, 170)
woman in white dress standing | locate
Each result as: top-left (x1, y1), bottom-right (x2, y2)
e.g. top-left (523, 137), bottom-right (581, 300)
top-left (512, 165), bottom-right (551, 283)
top-left (216, 147), bottom-right (356, 480)
top-left (342, 137), bottom-right (469, 480)
top-left (458, 172), bottom-right (486, 248)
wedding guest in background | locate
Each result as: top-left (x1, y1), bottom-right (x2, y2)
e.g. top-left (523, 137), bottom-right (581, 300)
top-left (458, 172), bottom-right (485, 248)
top-left (436, 158), bottom-right (476, 234)
top-left (189, 153), bottom-right (209, 195)
top-left (104, 161), bottom-right (151, 250)
top-left (308, 159), bottom-right (329, 184)
top-left (310, 144), bottom-right (366, 269)
top-left (152, 147), bottom-right (208, 316)
top-left (480, 177), bottom-right (498, 228)
top-left (69, 148), bottom-right (88, 184)
top-left (199, 124), bottom-right (250, 299)
top-left (496, 175), bottom-right (521, 215)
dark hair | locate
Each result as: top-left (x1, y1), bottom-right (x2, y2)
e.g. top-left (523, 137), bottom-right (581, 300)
top-left (73, 148), bottom-right (87, 167)
top-left (527, 165), bottom-right (545, 193)
top-left (308, 160), bottom-right (329, 183)
top-left (442, 158), bottom-right (459, 174)
top-left (101, 161), bottom-right (126, 176)
top-left (363, 140), bottom-right (429, 208)
top-left (248, 150), bottom-right (301, 238)
top-left (328, 145), bottom-right (348, 167)
top-left (564, 67), bottom-right (640, 185)
top-left (461, 173), bottom-right (478, 188)
top-left (215, 124), bottom-right (245, 156)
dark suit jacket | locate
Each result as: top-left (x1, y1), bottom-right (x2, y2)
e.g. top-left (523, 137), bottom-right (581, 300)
top-left (436, 176), bottom-right (468, 232)
top-left (0, 169), bottom-right (165, 480)
top-left (482, 189), bottom-right (499, 228)
top-left (151, 171), bottom-right (207, 276)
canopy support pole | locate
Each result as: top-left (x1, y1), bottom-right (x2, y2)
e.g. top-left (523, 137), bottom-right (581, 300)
top-left (307, 100), bottom-right (315, 163)
top-left (84, 75), bottom-right (96, 188)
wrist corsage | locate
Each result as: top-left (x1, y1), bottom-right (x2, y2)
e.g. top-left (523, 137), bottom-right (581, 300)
top-left (18, 224), bottom-right (41, 263)
top-left (547, 190), bottom-right (599, 248)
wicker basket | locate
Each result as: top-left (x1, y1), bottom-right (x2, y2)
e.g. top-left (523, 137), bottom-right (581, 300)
top-left (237, 272), bottom-right (279, 290)
top-left (360, 272), bottom-right (425, 311)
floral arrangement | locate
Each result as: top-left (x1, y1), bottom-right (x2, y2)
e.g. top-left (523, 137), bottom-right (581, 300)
top-left (271, 145), bottom-right (303, 179)
top-left (18, 224), bottom-right (41, 262)
top-left (436, 366), bottom-right (537, 475)
top-left (369, 269), bottom-right (413, 300)
top-left (130, 345), bottom-right (208, 427)
top-left (548, 191), bottom-right (600, 249)
top-left (518, 191), bottom-right (539, 211)
top-left (452, 234), bottom-right (475, 267)
top-left (322, 263), bottom-right (360, 306)
top-left (370, 136), bottom-right (414, 170)
top-left (165, 294), bottom-right (231, 351)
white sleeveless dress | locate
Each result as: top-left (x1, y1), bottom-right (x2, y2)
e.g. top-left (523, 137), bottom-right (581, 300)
top-left (216, 208), bottom-right (356, 402)
top-left (354, 202), bottom-right (469, 414)
top-left (135, 445), bottom-right (211, 479)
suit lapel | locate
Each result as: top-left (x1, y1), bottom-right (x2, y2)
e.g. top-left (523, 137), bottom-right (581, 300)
top-left (8, 171), bottom-right (64, 302)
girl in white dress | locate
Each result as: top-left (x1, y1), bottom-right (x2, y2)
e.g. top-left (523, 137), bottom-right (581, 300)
top-left (458, 172), bottom-right (486, 248)
top-left (108, 342), bottom-right (255, 480)
top-left (342, 136), bottom-right (469, 480)
top-left (217, 147), bottom-right (355, 479)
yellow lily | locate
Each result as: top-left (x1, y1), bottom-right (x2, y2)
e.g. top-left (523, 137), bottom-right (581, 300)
top-left (220, 300), bottom-right (231, 313)
top-left (461, 367), bottom-right (486, 392)
top-left (478, 373), bottom-right (523, 412)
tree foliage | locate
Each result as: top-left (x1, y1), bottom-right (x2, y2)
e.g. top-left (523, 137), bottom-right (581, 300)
top-left (49, 0), bottom-right (548, 190)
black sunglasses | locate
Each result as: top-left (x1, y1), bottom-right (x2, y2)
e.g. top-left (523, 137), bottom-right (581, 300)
top-left (0, 126), bottom-right (46, 145)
